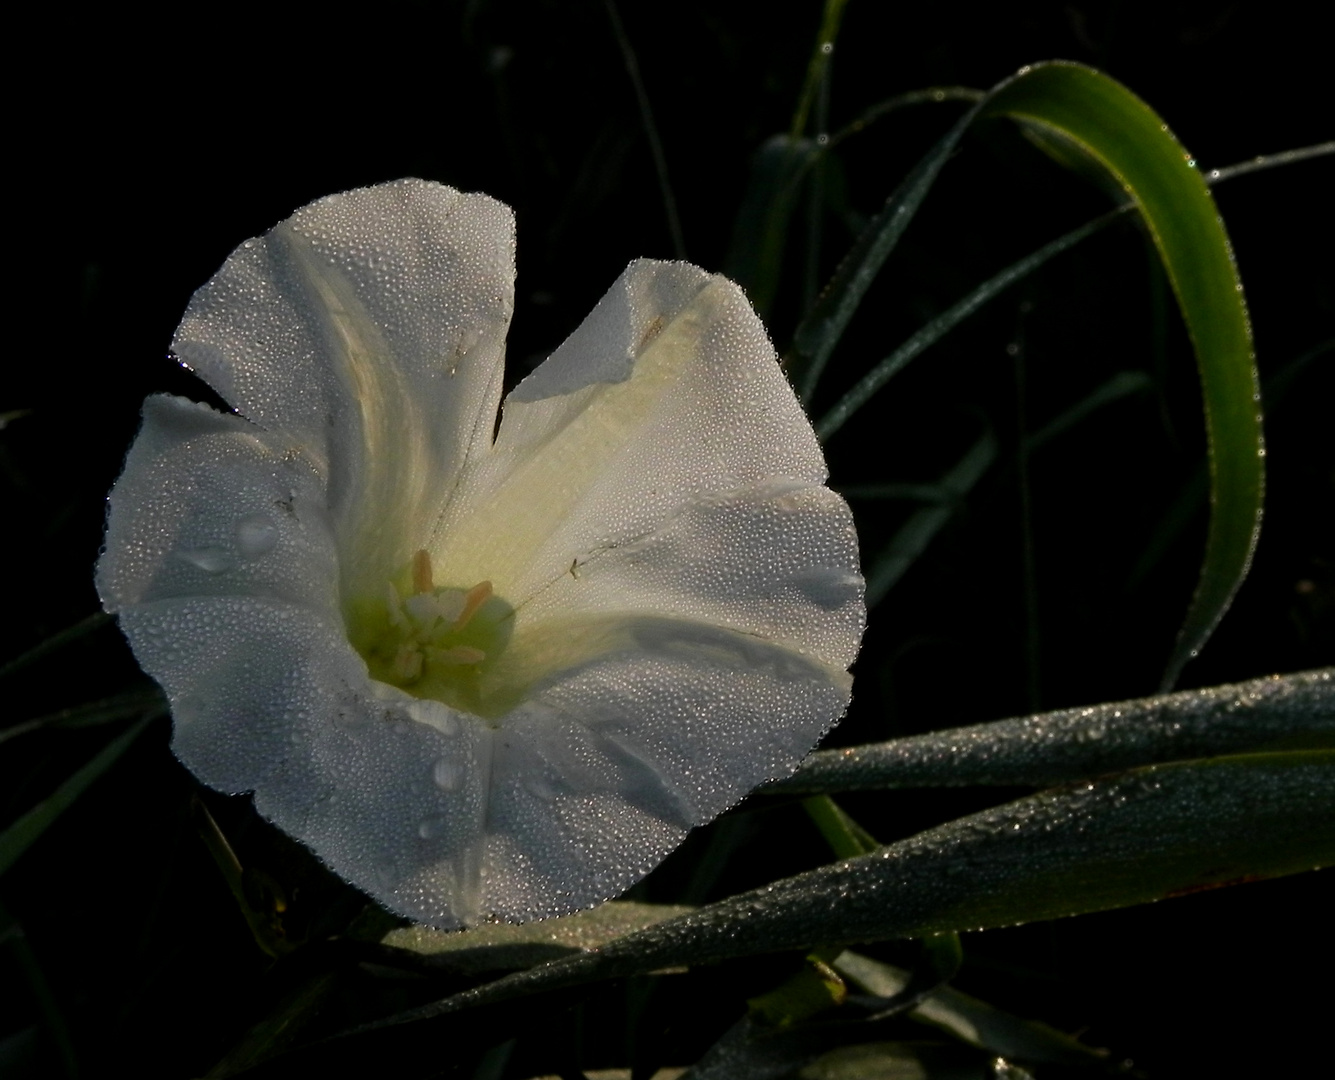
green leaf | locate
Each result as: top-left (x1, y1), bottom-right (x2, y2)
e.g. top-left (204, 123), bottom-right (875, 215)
top-left (350, 748), bottom-right (1335, 1033)
top-left (789, 108), bottom-right (980, 403)
top-left (380, 900), bottom-right (695, 976)
top-left (978, 62), bottom-right (1262, 688)
top-left (791, 62), bottom-right (1262, 685)
top-left (0, 611), bottom-right (111, 682)
top-left (789, 0), bottom-right (851, 140)
top-left (0, 686), bottom-right (166, 746)
top-left (0, 716), bottom-right (154, 877)
top-left (724, 135), bottom-right (820, 316)
top-left (811, 210), bottom-right (1120, 440)
top-left (803, 795), bottom-right (880, 859)
top-left (864, 428), bottom-right (996, 607)
top-left (773, 667), bottom-right (1333, 792)
top-left (834, 951), bottom-right (1106, 1066)
top-left (747, 955), bottom-right (847, 1028)
top-left (1024, 369), bottom-right (1151, 452)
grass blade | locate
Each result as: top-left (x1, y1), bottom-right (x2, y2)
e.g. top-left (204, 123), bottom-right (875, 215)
top-left (789, 0), bottom-right (851, 140)
top-left (864, 428), bottom-right (997, 607)
top-left (980, 62), bottom-right (1263, 688)
top-left (0, 611), bottom-right (111, 682)
top-left (772, 667), bottom-right (1334, 792)
top-left (339, 748), bottom-right (1333, 1039)
top-left (813, 209), bottom-right (1118, 440)
top-left (0, 715), bottom-right (154, 876)
top-left (790, 106), bottom-right (982, 403)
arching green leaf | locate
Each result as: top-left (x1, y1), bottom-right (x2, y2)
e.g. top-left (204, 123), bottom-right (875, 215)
top-left (981, 62), bottom-right (1262, 688)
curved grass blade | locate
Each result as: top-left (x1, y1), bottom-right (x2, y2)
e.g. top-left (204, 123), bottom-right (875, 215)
top-left (790, 104), bottom-right (983, 403)
top-left (813, 208), bottom-right (1120, 440)
top-left (1128, 339), bottom-right (1331, 589)
top-left (603, 0), bottom-right (685, 259)
top-left (0, 715), bottom-right (154, 876)
top-left (808, 141), bottom-right (1327, 439)
top-left (728, 90), bottom-right (985, 317)
top-left (724, 135), bottom-right (820, 315)
top-left (979, 62), bottom-right (1262, 689)
top-left (342, 748), bottom-right (1334, 1037)
top-left (789, 0), bottom-right (851, 140)
top-left (773, 667), bottom-right (1333, 793)
top-left (380, 900), bottom-right (695, 977)
top-left (0, 611), bottom-right (111, 682)
top-left (864, 427), bottom-right (997, 607)
top-left (835, 951), bottom-right (1107, 1067)
top-left (0, 686), bottom-right (165, 746)
top-left (1024, 369), bottom-right (1151, 452)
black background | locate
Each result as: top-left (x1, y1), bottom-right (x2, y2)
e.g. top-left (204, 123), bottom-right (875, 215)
top-left (3, 1), bottom-right (1332, 1077)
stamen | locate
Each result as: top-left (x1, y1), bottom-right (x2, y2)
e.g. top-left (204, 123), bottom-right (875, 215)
top-left (411, 549), bottom-right (434, 594)
top-left (386, 582), bottom-right (408, 627)
top-left (453, 581), bottom-right (493, 631)
top-left (392, 644), bottom-right (424, 681)
top-left (430, 645), bottom-right (487, 666)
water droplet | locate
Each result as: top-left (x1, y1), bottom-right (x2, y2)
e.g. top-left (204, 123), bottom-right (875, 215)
top-left (418, 815), bottom-right (449, 840)
top-left (433, 757), bottom-right (463, 791)
top-left (525, 772), bottom-right (558, 801)
top-left (179, 546), bottom-right (234, 573)
top-left (235, 512), bottom-right (279, 558)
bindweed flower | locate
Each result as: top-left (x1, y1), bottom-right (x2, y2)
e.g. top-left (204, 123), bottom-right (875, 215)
top-left (97, 180), bottom-right (864, 927)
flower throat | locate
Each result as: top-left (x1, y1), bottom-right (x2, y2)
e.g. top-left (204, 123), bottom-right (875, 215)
top-left (347, 549), bottom-right (514, 717)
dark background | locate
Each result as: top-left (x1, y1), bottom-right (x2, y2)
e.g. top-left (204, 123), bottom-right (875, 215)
top-left (3, 1), bottom-right (1332, 1077)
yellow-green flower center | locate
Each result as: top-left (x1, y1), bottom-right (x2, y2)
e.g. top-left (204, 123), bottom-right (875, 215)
top-left (346, 550), bottom-right (515, 717)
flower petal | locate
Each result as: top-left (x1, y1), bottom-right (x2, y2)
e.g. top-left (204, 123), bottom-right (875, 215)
top-left (171, 179), bottom-right (515, 597)
top-left (119, 595), bottom-right (364, 794)
top-left (431, 260), bottom-right (831, 603)
top-left (513, 479), bottom-right (864, 670)
top-left (97, 394), bottom-right (336, 612)
top-left (478, 616), bottom-right (853, 921)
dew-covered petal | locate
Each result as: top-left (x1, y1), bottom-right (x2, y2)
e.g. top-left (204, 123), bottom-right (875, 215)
top-left (472, 616), bottom-right (854, 921)
top-left (432, 260), bottom-right (830, 604)
top-left (171, 180), bottom-right (516, 597)
top-left (514, 479), bottom-right (864, 670)
top-left (119, 595), bottom-right (366, 794)
top-left (97, 395), bottom-right (337, 614)
top-left (252, 690), bottom-right (497, 927)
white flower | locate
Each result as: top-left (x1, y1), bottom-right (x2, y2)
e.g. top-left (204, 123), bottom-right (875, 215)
top-left (97, 179), bottom-right (864, 927)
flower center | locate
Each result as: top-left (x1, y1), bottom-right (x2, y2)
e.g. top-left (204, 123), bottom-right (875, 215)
top-left (347, 550), bottom-right (514, 717)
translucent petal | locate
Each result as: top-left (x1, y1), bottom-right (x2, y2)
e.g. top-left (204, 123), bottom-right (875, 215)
top-left (477, 617), bottom-right (853, 921)
top-left (97, 395), bottom-right (336, 613)
top-left (171, 179), bottom-right (515, 597)
top-left (431, 260), bottom-right (831, 603)
top-left (512, 480), bottom-right (863, 670)
top-left (260, 617), bottom-right (849, 926)
top-left (119, 595), bottom-right (365, 794)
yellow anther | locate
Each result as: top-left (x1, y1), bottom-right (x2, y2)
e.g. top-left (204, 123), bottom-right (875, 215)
top-left (454, 581), bottom-right (493, 631)
top-left (411, 549), bottom-right (434, 594)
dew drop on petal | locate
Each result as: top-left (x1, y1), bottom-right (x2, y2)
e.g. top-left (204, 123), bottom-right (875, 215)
top-left (235, 512), bottom-right (279, 559)
top-left (525, 773), bottom-right (559, 802)
top-left (418, 815), bottom-right (449, 840)
top-left (179, 546), bottom-right (235, 573)
top-left (432, 757), bottom-right (463, 792)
